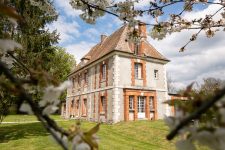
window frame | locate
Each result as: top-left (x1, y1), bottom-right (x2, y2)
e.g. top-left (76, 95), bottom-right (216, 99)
top-left (135, 63), bottom-right (143, 79)
top-left (154, 69), bottom-right (159, 80)
top-left (129, 96), bottom-right (134, 111)
top-left (100, 96), bottom-right (106, 113)
top-left (84, 72), bottom-right (88, 85)
top-left (149, 96), bottom-right (154, 111)
top-left (82, 99), bottom-right (87, 116)
top-left (102, 64), bottom-right (107, 80)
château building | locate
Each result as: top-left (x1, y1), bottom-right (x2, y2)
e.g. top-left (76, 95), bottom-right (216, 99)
top-left (62, 23), bottom-right (176, 123)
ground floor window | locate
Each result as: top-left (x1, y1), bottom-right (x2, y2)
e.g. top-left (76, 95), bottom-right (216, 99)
top-left (129, 96), bottom-right (134, 111)
top-left (149, 96), bottom-right (154, 111)
top-left (100, 96), bottom-right (106, 113)
top-left (76, 100), bottom-right (79, 110)
top-left (83, 99), bottom-right (87, 116)
top-left (137, 96), bottom-right (145, 113)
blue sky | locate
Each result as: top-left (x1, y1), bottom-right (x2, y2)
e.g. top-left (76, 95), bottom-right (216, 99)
top-left (49, 0), bottom-right (225, 89)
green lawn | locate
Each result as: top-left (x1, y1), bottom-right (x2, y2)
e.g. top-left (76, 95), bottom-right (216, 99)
top-left (0, 115), bottom-right (176, 150)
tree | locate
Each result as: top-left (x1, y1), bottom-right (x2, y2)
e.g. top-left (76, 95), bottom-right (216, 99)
top-left (1, 0), bottom-right (225, 150)
top-left (200, 77), bottom-right (225, 96)
top-left (0, 1), bottom-right (98, 150)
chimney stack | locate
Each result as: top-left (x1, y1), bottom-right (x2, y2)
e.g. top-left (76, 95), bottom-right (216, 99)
top-left (138, 22), bottom-right (147, 39)
top-left (101, 35), bottom-right (107, 43)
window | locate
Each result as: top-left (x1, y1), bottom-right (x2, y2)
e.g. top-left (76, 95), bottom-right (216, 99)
top-left (149, 96), bottom-right (154, 111)
top-left (83, 99), bottom-right (87, 115)
top-left (154, 70), bottom-right (159, 79)
top-left (71, 100), bottom-right (74, 108)
top-left (137, 96), bottom-right (145, 113)
top-left (72, 78), bottom-right (75, 88)
top-left (84, 72), bottom-right (88, 84)
top-left (100, 96), bottom-right (106, 113)
top-left (129, 96), bottom-right (134, 110)
top-left (135, 63), bottom-right (142, 79)
top-left (102, 64), bottom-right (106, 80)
top-left (76, 100), bottom-right (79, 110)
top-left (78, 75), bottom-right (81, 85)
top-left (134, 44), bottom-right (139, 55)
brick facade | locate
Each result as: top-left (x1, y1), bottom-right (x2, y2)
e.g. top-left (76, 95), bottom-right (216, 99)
top-left (123, 89), bottom-right (157, 121)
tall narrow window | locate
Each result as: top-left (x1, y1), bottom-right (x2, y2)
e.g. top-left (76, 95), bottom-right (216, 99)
top-left (78, 75), bottom-right (81, 86)
top-left (84, 72), bottom-right (88, 84)
top-left (83, 99), bottom-right (87, 115)
top-left (149, 96), bottom-right (154, 111)
top-left (76, 100), bottom-right (79, 110)
top-left (137, 96), bottom-right (145, 113)
top-left (102, 64), bottom-right (106, 80)
top-left (100, 96), bottom-right (106, 113)
top-left (135, 63), bottom-right (142, 79)
top-left (129, 96), bottom-right (134, 110)
top-left (154, 70), bottom-right (159, 79)
top-left (72, 78), bottom-right (75, 88)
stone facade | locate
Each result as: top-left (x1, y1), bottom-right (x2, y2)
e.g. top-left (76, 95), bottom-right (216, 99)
top-left (62, 23), bottom-right (176, 123)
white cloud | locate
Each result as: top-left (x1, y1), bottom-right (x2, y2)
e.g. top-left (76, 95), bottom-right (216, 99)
top-left (182, 0), bottom-right (223, 21)
top-left (149, 29), bottom-right (225, 90)
top-left (146, 1), bottom-right (225, 89)
top-left (134, 0), bottom-right (152, 8)
top-left (65, 41), bottom-right (95, 62)
top-left (53, 0), bottom-right (81, 18)
top-left (48, 16), bottom-right (80, 44)
top-left (84, 28), bottom-right (100, 41)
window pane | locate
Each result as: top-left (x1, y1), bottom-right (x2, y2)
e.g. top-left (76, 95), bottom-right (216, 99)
top-left (101, 96), bottom-right (106, 113)
top-left (154, 70), bottom-right (158, 79)
top-left (135, 64), bottom-right (138, 79)
top-left (135, 63), bottom-right (142, 79)
top-left (129, 96), bottom-right (134, 110)
top-left (149, 96), bottom-right (154, 111)
top-left (138, 64), bottom-right (142, 79)
top-left (83, 99), bottom-right (87, 115)
top-left (102, 64), bottom-right (106, 80)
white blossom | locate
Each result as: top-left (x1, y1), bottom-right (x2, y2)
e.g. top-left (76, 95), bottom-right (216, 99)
top-left (0, 39), bottom-right (22, 54)
top-left (75, 143), bottom-right (90, 150)
top-left (1, 54), bottom-right (14, 68)
top-left (164, 116), bottom-right (176, 130)
top-left (39, 81), bottom-right (72, 115)
top-left (176, 140), bottom-right (196, 150)
top-left (72, 134), bottom-right (91, 150)
top-left (19, 103), bottom-right (33, 114)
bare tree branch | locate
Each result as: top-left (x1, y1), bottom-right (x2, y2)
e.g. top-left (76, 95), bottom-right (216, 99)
top-left (0, 61), bottom-right (69, 150)
top-left (167, 86), bottom-right (225, 140)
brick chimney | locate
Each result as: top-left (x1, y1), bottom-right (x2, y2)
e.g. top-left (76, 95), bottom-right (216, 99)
top-left (101, 35), bottom-right (107, 43)
top-left (138, 22), bottom-right (147, 39)
top-left (138, 22), bottom-right (147, 56)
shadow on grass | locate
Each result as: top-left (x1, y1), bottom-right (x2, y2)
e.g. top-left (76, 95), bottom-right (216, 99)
top-left (0, 123), bottom-right (49, 143)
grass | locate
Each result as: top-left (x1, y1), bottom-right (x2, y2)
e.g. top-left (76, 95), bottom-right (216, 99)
top-left (0, 115), bottom-right (176, 150)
